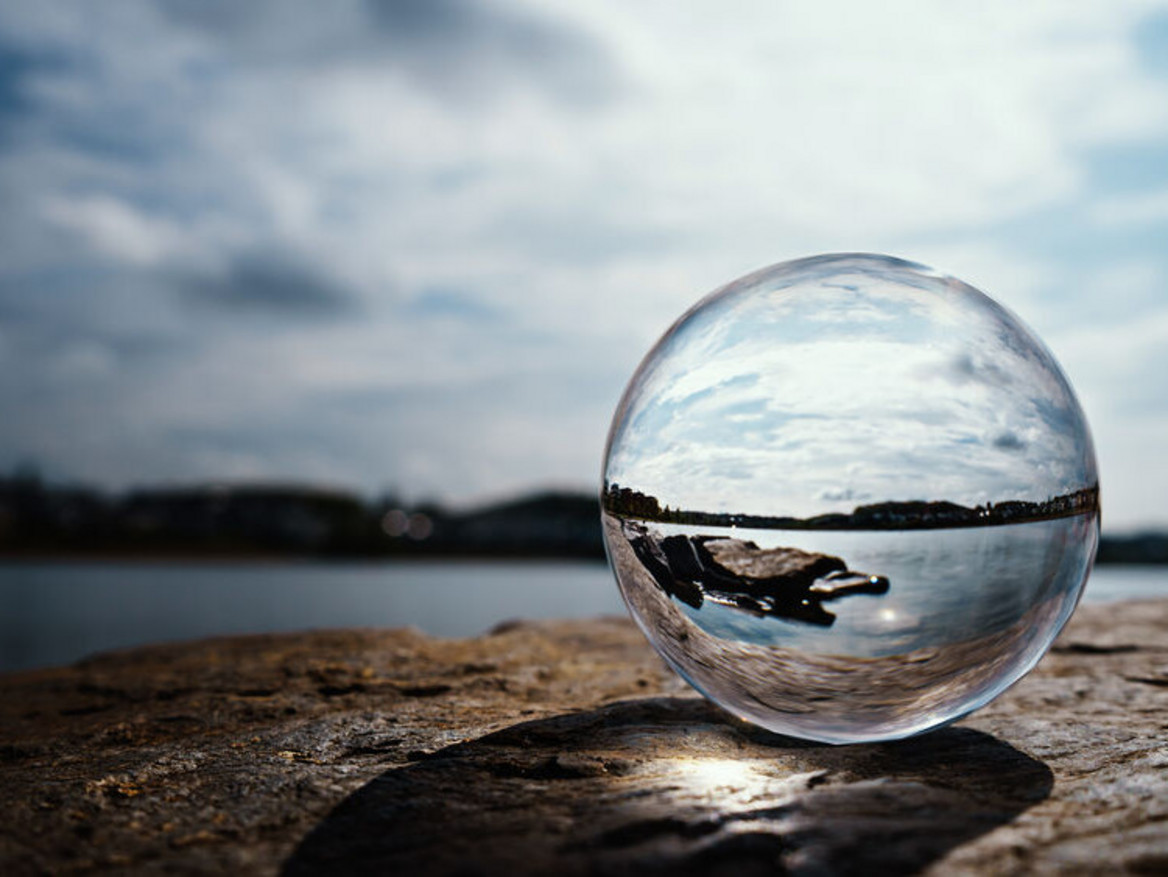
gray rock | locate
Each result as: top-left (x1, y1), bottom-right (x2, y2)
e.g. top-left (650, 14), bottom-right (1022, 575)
top-left (704, 538), bottom-right (848, 584)
top-left (1, 601), bottom-right (1166, 875)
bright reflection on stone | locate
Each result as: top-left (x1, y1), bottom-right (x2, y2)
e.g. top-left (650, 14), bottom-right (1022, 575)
top-left (664, 756), bottom-right (825, 810)
top-left (671, 758), bottom-right (760, 795)
top-left (603, 253), bottom-right (1099, 744)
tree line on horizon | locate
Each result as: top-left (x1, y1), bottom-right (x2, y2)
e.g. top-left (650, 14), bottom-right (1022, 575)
top-left (0, 472), bottom-right (602, 560)
top-left (0, 471), bottom-right (1159, 563)
top-left (602, 483), bottom-right (1100, 531)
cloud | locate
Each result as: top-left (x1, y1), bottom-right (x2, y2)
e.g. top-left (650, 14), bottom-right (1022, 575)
top-left (0, 39), bottom-right (47, 123)
top-left (992, 432), bottom-right (1027, 452)
top-left (42, 194), bottom-right (189, 266)
top-left (943, 353), bottom-right (1014, 389)
top-left (1136, 9), bottom-right (1168, 79)
top-left (176, 252), bottom-right (356, 317)
top-left (158, 0), bottom-right (617, 105)
top-left (0, 0), bottom-right (1165, 529)
top-left (363, 0), bottom-right (615, 105)
top-left (404, 287), bottom-right (505, 322)
top-left (1090, 188), bottom-right (1168, 225)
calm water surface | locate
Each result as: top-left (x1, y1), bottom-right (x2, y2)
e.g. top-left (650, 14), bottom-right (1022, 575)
top-left (0, 560), bottom-right (1161, 672)
top-left (633, 517), bottom-right (1095, 656)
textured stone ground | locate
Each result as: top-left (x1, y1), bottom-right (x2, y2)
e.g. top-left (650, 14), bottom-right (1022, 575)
top-left (1, 601), bottom-right (1165, 875)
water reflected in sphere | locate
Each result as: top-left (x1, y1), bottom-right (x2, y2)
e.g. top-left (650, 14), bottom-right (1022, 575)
top-left (601, 253), bottom-right (1098, 744)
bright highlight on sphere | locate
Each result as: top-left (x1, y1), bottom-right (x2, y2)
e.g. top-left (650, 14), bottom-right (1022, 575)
top-left (601, 253), bottom-right (1099, 744)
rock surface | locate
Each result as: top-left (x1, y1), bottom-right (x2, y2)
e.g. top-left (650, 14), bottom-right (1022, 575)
top-left (0, 600), bottom-right (1165, 875)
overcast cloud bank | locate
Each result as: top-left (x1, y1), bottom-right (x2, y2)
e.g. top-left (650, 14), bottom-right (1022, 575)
top-left (0, 0), bottom-right (1166, 528)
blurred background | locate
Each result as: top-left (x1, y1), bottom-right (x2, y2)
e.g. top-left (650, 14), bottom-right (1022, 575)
top-left (2, 0), bottom-right (1167, 671)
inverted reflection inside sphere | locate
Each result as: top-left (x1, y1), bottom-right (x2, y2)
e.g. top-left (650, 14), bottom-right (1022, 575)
top-left (601, 254), bottom-right (1098, 744)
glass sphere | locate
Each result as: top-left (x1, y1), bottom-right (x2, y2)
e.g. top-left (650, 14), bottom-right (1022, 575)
top-left (602, 253), bottom-right (1098, 744)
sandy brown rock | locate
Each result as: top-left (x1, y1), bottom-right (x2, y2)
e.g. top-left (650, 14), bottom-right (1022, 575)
top-left (1, 601), bottom-right (1165, 875)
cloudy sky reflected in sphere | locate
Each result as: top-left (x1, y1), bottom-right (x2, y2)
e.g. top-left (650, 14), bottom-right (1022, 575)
top-left (0, 1), bottom-right (1166, 528)
top-left (604, 255), bottom-right (1097, 518)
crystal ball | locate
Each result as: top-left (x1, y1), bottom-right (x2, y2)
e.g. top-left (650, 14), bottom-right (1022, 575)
top-left (602, 253), bottom-right (1099, 743)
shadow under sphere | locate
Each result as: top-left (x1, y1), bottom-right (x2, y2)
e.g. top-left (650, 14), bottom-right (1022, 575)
top-left (284, 697), bottom-right (1052, 875)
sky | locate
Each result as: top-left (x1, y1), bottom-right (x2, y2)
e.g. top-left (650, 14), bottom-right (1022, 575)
top-left (0, 1), bottom-right (1166, 530)
top-left (604, 255), bottom-right (1098, 518)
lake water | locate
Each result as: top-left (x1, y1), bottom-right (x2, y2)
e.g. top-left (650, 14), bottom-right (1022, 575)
top-left (0, 560), bottom-right (1163, 673)
top-left (614, 517), bottom-right (1096, 657)
top-left (604, 514), bottom-right (1103, 742)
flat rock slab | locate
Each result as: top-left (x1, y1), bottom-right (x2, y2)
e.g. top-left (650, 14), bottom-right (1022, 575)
top-left (1, 601), bottom-right (1166, 875)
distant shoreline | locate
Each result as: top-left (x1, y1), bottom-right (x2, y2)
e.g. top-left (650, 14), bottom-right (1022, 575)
top-left (602, 484), bottom-right (1100, 532)
top-left (3, 475), bottom-right (1164, 564)
top-left (0, 542), bottom-right (1161, 565)
top-left (0, 548), bottom-right (612, 569)
top-left (0, 550), bottom-right (609, 566)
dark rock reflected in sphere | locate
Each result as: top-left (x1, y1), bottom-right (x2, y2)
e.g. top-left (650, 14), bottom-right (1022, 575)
top-left (601, 253), bottom-right (1099, 744)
